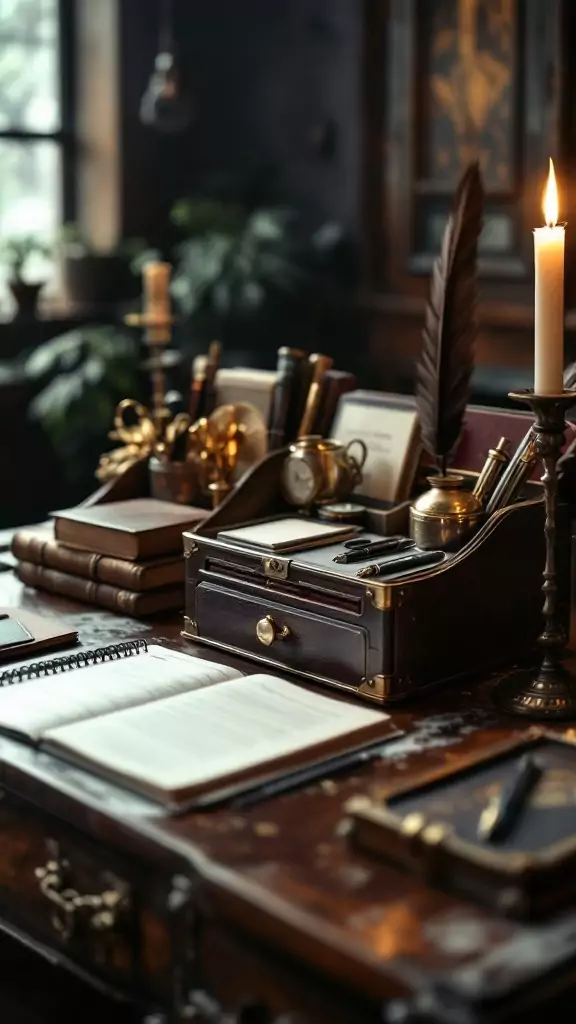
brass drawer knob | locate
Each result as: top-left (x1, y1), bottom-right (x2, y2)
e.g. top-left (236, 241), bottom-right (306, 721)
top-left (256, 615), bottom-right (290, 646)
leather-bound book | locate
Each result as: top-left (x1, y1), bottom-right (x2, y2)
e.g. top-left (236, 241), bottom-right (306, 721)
top-left (52, 498), bottom-right (206, 560)
top-left (312, 370), bottom-right (357, 437)
top-left (12, 525), bottom-right (184, 592)
top-left (17, 562), bottom-right (183, 617)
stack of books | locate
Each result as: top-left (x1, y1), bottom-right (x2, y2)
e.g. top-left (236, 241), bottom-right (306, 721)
top-left (12, 499), bottom-right (207, 617)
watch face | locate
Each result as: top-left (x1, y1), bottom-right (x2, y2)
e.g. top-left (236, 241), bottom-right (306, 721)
top-left (281, 456), bottom-right (318, 505)
top-left (317, 502), bottom-right (366, 523)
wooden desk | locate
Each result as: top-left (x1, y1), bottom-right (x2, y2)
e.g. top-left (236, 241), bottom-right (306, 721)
top-left (0, 573), bottom-right (575, 1024)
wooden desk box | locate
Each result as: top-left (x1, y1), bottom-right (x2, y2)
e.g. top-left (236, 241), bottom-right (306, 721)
top-left (182, 485), bottom-right (560, 703)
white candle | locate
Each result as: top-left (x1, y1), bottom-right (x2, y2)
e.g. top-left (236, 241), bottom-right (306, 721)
top-left (143, 261), bottom-right (171, 320)
top-left (534, 159), bottom-right (565, 394)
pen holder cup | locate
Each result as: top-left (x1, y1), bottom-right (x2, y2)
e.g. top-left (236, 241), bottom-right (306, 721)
top-left (149, 456), bottom-right (204, 506)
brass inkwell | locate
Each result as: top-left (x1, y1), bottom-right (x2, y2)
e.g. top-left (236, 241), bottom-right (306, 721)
top-left (410, 474), bottom-right (484, 551)
top-left (410, 438), bottom-right (510, 551)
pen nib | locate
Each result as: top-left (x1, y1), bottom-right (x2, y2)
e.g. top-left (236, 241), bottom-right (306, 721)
top-left (356, 565), bottom-right (377, 579)
top-left (477, 797), bottom-right (500, 841)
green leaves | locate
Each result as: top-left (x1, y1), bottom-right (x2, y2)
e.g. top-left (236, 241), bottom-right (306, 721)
top-left (0, 233), bottom-right (52, 277)
top-left (170, 198), bottom-right (245, 236)
top-left (25, 326), bottom-right (141, 481)
top-left (169, 199), bottom-right (348, 331)
top-left (59, 223), bottom-right (151, 270)
top-left (172, 233), bottom-right (235, 317)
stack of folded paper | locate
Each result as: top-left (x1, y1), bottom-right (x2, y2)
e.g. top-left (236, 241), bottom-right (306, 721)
top-left (12, 498), bottom-right (206, 617)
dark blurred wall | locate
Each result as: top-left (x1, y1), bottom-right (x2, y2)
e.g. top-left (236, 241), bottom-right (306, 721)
top-left (119, 0), bottom-right (363, 241)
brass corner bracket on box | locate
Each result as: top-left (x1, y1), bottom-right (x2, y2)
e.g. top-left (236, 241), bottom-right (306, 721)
top-left (365, 586), bottom-right (394, 611)
top-left (357, 675), bottom-right (395, 700)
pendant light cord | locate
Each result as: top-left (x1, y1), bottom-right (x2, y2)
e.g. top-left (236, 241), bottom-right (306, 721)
top-left (159, 0), bottom-right (174, 53)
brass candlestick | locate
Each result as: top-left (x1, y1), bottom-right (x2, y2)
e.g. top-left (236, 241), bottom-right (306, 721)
top-left (124, 311), bottom-right (176, 434)
top-left (495, 389), bottom-right (576, 718)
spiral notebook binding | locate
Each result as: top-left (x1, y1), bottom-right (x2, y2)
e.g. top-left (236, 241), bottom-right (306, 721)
top-left (0, 638), bottom-right (148, 687)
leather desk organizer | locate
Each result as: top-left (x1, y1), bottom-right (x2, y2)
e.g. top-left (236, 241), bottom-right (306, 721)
top-left (182, 450), bottom-right (563, 703)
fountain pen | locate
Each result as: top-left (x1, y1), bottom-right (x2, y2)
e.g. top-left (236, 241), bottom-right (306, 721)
top-left (333, 537), bottom-right (414, 564)
top-left (356, 550), bottom-right (445, 578)
top-left (477, 754), bottom-right (542, 842)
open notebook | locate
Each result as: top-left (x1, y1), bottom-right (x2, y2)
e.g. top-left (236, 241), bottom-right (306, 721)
top-left (0, 641), bottom-right (394, 808)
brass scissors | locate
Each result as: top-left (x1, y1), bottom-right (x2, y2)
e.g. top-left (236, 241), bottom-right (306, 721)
top-left (163, 412), bottom-right (192, 462)
top-left (110, 399), bottom-right (157, 448)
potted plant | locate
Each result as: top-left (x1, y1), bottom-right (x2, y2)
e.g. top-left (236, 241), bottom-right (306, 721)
top-left (24, 324), bottom-right (143, 503)
top-left (0, 235), bottom-right (52, 318)
top-left (60, 224), bottom-right (149, 307)
top-left (169, 197), bottom-right (356, 356)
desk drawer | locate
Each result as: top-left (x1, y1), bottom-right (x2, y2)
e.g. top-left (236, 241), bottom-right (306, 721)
top-left (196, 581), bottom-right (367, 685)
top-left (0, 792), bottom-right (176, 1003)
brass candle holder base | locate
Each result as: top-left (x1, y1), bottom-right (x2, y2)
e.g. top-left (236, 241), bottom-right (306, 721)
top-left (494, 390), bottom-right (576, 719)
top-left (496, 663), bottom-right (576, 719)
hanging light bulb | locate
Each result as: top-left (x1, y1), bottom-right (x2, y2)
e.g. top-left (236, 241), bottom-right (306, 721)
top-left (140, 0), bottom-right (193, 133)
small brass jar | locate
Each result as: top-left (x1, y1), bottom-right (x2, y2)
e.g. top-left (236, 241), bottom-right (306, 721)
top-left (409, 475), bottom-right (484, 551)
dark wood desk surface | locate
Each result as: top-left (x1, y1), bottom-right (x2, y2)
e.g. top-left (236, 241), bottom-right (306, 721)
top-left (1, 572), bottom-right (575, 1023)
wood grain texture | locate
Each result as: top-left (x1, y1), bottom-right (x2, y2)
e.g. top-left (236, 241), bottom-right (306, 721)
top-left (2, 574), bottom-right (576, 1021)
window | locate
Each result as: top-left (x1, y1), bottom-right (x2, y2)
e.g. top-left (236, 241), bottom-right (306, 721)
top-left (0, 0), bottom-right (72, 308)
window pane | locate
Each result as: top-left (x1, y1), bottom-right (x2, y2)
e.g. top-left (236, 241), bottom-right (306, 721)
top-left (0, 0), bottom-right (60, 131)
top-left (0, 139), bottom-right (60, 310)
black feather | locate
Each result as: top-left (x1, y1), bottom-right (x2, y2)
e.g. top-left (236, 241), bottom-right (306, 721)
top-left (416, 162), bottom-right (485, 475)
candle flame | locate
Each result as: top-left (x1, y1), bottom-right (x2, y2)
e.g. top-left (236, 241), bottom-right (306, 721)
top-left (543, 158), bottom-right (559, 227)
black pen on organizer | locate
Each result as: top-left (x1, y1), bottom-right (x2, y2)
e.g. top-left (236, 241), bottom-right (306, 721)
top-left (477, 753), bottom-right (543, 843)
top-left (356, 549), bottom-right (445, 579)
top-left (333, 538), bottom-right (414, 564)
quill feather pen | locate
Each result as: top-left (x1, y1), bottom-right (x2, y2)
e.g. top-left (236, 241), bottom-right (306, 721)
top-left (416, 162), bottom-right (485, 475)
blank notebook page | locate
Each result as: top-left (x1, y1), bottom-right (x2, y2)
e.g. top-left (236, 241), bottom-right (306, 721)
top-left (44, 673), bottom-right (387, 796)
top-left (0, 646), bottom-right (242, 742)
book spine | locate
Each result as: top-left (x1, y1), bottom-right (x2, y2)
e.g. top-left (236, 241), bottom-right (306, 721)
top-left (12, 531), bottom-right (147, 590)
top-left (312, 371), bottom-right (357, 438)
top-left (17, 561), bottom-right (140, 615)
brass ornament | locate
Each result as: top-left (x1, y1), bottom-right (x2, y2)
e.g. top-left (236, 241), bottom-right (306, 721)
top-left (409, 474), bottom-right (484, 551)
top-left (281, 435), bottom-right (367, 508)
top-left (96, 399), bottom-right (159, 481)
top-left (35, 854), bottom-right (129, 942)
top-left (187, 402), bottom-right (267, 508)
top-left (96, 395), bottom-right (267, 510)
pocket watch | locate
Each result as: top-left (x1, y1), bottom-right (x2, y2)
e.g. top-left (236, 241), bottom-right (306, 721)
top-left (316, 501), bottom-right (367, 525)
top-left (281, 435), bottom-right (367, 507)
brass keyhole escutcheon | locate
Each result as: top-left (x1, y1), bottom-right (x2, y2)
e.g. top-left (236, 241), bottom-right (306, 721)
top-left (256, 615), bottom-right (291, 646)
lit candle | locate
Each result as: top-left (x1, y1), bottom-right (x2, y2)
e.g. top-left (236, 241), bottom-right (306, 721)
top-left (534, 159), bottom-right (565, 394)
top-left (143, 261), bottom-right (171, 320)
